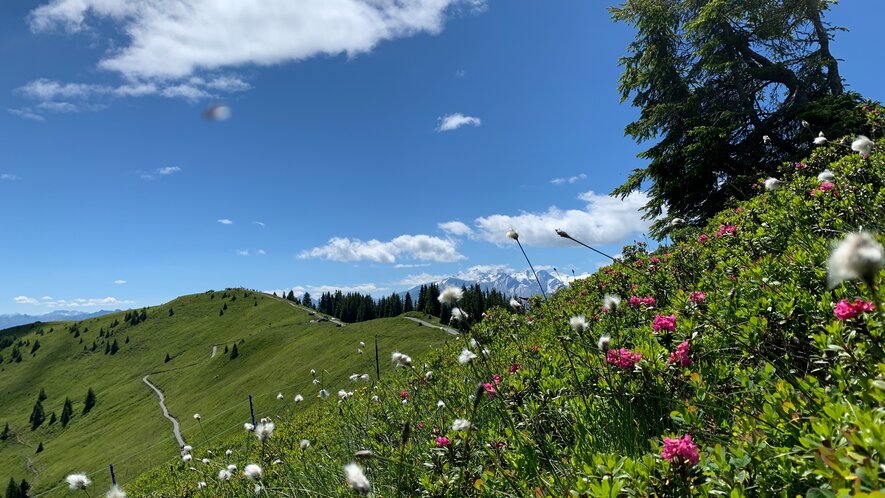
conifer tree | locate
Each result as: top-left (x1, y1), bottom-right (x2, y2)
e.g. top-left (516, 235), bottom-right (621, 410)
top-left (5, 477), bottom-right (20, 498)
top-left (229, 343), bottom-right (239, 360)
top-left (404, 293), bottom-right (413, 313)
top-left (35, 442), bottom-right (43, 453)
top-left (164, 353), bottom-right (171, 363)
top-left (110, 339), bottom-right (119, 355)
top-left (82, 388), bottom-right (96, 414)
top-left (1, 422), bottom-right (9, 440)
top-left (29, 400), bottom-right (45, 430)
top-left (60, 398), bottom-right (73, 427)
top-left (38, 388), bottom-right (47, 402)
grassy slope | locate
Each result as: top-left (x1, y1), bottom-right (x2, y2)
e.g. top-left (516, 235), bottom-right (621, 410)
top-left (0, 290), bottom-right (450, 496)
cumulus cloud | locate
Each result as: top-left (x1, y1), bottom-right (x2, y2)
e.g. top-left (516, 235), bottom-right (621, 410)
top-left (1, 173), bottom-right (21, 181)
top-left (299, 234), bottom-right (465, 263)
top-left (472, 191), bottom-right (652, 247)
top-left (29, 0), bottom-right (484, 80)
top-left (550, 173), bottom-right (587, 186)
top-left (217, 218), bottom-right (234, 225)
top-left (14, 295), bottom-right (134, 308)
top-left (437, 113), bottom-right (481, 132)
top-left (113, 279), bottom-right (127, 284)
top-left (438, 220), bottom-right (472, 236)
top-left (158, 166), bottom-right (181, 176)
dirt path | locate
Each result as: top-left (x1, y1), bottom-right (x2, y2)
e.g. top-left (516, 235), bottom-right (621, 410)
top-left (210, 345), bottom-right (217, 358)
top-left (402, 316), bottom-right (459, 336)
top-left (142, 374), bottom-right (187, 450)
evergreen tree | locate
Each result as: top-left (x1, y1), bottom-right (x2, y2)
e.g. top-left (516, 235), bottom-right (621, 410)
top-left (104, 342), bottom-right (110, 354)
top-left (125, 336), bottom-right (130, 344)
top-left (29, 400), bottom-right (45, 430)
top-left (164, 353), bottom-right (171, 363)
top-left (82, 388), bottom-right (96, 414)
top-left (18, 480), bottom-right (29, 498)
top-left (229, 343), bottom-right (239, 360)
top-left (6, 477), bottom-right (20, 498)
top-left (38, 388), bottom-right (47, 402)
top-left (1, 422), bottom-right (9, 440)
top-left (48, 412), bottom-right (57, 425)
top-left (110, 339), bottom-right (119, 355)
top-left (60, 398), bottom-right (73, 427)
top-left (404, 292), bottom-right (413, 313)
top-left (168, 308), bottom-right (174, 316)
top-left (286, 290), bottom-right (296, 301)
top-left (416, 285), bottom-right (427, 314)
top-left (223, 345), bottom-right (229, 354)
top-left (30, 340), bottom-right (40, 354)
top-left (35, 442), bottom-right (43, 453)
top-left (301, 292), bottom-right (313, 308)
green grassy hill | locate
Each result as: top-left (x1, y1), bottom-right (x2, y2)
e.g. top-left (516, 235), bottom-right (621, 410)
top-left (0, 290), bottom-right (450, 497)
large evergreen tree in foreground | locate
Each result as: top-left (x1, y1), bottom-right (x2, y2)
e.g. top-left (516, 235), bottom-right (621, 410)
top-left (611, 0), bottom-right (870, 236)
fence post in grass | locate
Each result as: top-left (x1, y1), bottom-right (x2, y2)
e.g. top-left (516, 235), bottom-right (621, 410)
top-left (248, 395), bottom-right (255, 426)
top-left (374, 335), bottom-right (380, 380)
top-left (109, 464), bottom-right (116, 485)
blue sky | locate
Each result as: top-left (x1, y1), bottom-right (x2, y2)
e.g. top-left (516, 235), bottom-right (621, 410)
top-left (0, 0), bottom-right (882, 314)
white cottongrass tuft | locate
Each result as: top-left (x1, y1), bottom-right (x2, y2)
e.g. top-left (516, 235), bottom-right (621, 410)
top-left (294, 394), bottom-right (304, 403)
top-left (201, 458), bottom-right (210, 464)
top-left (764, 177), bottom-right (781, 191)
top-left (225, 448), bottom-right (233, 456)
top-left (360, 374), bottom-right (370, 381)
top-left (669, 217), bottom-right (685, 227)
top-left (425, 371), bottom-right (433, 380)
top-left (507, 228), bottom-right (519, 240)
top-left (763, 135), bottom-right (771, 145)
top-left (509, 297), bottom-right (521, 309)
top-left (370, 395), bottom-right (379, 402)
top-left (182, 445), bottom-right (193, 453)
top-left (197, 481), bottom-right (207, 490)
top-left (359, 341), bottom-right (365, 347)
top-left (244, 423), bottom-right (255, 432)
top-left (105, 485), bottom-right (127, 498)
top-left (349, 374), bottom-right (361, 381)
top-left (243, 463), bottom-right (263, 481)
top-left (273, 459), bottom-right (283, 465)
top-left (310, 368), bottom-right (316, 377)
top-left (603, 294), bottom-right (621, 311)
top-left (227, 464), bottom-right (237, 472)
top-left (344, 463), bottom-right (371, 494)
top-left (319, 389), bottom-right (329, 400)
top-left (255, 421), bottom-right (275, 443)
top-left (452, 419), bottom-right (472, 431)
top-left (66, 474), bottom-right (91, 490)
top-left (438, 286), bottom-right (464, 304)
top-left (814, 132), bottom-right (827, 145)
top-left (338, 390), bottom-right (351, 400)
top-left (312, 378), bottom-right (321, 385)
top-left (852, 135), bottom-right (874, 156)
top-left (182, 454), bottom-right (193, 462)
top-left (193, 413), bottom-right (201, 421)
top-left (300, 439), bottom-right (311, 450)
top-left (450, 307), bottom-right (469, 322)
top-left (801, 120), bottom-right (811, 129)
top-left (458, 348), bottom-right (477, 364)
top-left (391, 351), bottom-right (412, 368)
top-left (218, 469), bottom-right (232, 481)
top-left (598, 334), bottom-right (611, 353)
top-left (827, 232), bottom-right (884, 288)
top-left (437, 400), bottom-right (446, 409)
top-left (276, 392), bottom-right (284, 400)
top-left (817, 170), bottom-right (835, 183)
top-left (569, 315), bottom-right (590, 334)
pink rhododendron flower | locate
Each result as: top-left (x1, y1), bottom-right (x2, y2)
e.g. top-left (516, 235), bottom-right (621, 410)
top-left (833, 298), bottom-right (875, 320)
top-left (492, 374), bottom-right (501, 385)
top-left (399, 391), bottom-right (409, 399)
top-left (668, 341), bottom-right (693, 367)
top-left (795, 162), bottom-right (807, 170)
top-left (629, 296), bottom-right (642, 307)
top-left (652, 314), bottom-right (677, 333)
top-left (642, 296), bottom-right (656, 307)
top-left (650, 257), bottom-right (661, 264)
top-left (716, 224), bottom-right (737, 237)
top-left (606, 348), bottom-right (642, 368)
top-left (483, 382), bottom-right (496, 398)
top-left (698, 234), bottom-right (708, 243)
top-left (435, 437), bottom-right (450, 447)
top-left (509, 363), bottom-right (521, 374)
top-left (661, 434), bottom-right (699, 466)
top-left (689, 291), bottom-right (707, 304)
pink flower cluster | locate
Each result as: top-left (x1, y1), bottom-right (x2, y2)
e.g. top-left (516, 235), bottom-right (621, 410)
top-left (811, 182), bottom-right (835, 197)
top-left (689, 291), bottom-right (707, 304)
top-left (668, 341), bottom-right (693, 367)
top-left (484, 374), bottom-right (501, 398)
top-left (399, 391), bottom-right (409, 399)
top-left (698, 234), bottom-right (709, 243)
top-left (652, 314), bottom-right (677, 334)
top-left (435, 436), bottom-right (450, 447)
top-left (716, 224), bottom-right (737, 237)
top-left (629, 296), bottom-right (657, 308)
top-left (509, 363), bottom-right (521, 374)
top-left (606, 348), bottom-right (642, 369)
top-left (661, 434), bottom-right (699, 466)
top-left (833, 298), bottom-right (875, 320)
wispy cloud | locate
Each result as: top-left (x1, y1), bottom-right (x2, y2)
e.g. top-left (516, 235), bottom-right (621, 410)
top-left (550, 173), bottom-right (587, 186)
top-left (1, 173), bottom-right (21, 181)
top-left (437, 113), bottom-right (481, 132)
top-left (396, 273), bottom-right (449, 286)
top-left (299, 234), bottom-right (465, 264)
top-left (140, 166), bottom-right (182, 180)
top-left (113, 279), bottom-right (126, 285)
top-left (237, 250), bottom-right (250, 256)
top-left (8, 108), bottom-right (45, 121)
top-left (14, 295), bottom-right (134, 308)
top-left (393, 263), bottom-right (431, 269)
top-left (438, 220), bottom-right (472, 236)
top-left (455, 69), bottom-right (467, 78)
top-left (217, 218), bottom-right (234, 225)
top-left (252, 221), bottom-right (266, 228)
top-left (256, 249), bottom-right (266, 255)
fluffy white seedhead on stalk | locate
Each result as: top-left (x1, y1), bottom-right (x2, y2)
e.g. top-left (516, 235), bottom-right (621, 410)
top-left (458, 348), bottom-right (477, 364)
top-left (276, 392), bottom-right (284, 400)
top-left (344, 463), bottom-right (371, 494)
top-left (359, 341), bottom-right (365, 347)
top-left (424, 371), bottom-right (433, 380)
top-left (603, 294), bottom-right (621, 311)
top-left (391, 351), bottom-right (412, 367)
top-left (764, 177), bottom-right (781, 191)
top-left (598, 334), bottom-right (611, 353)
top-left (360, 374), bottom-right (370, 381)
top-left (197, 482), bottom-right (207, 490)
top-left (507, 228), bottom-right (519, 240)
top-left (569, 316), bottom-right (590, 334)
top-left (256, 421), bottom-right (275, 442)
top-left (225, 449), bottom-right (233, 456)
top-left (319, 389), bottom-right (329, 400)
top-left (182, 445), bottom-right (193, 453)
top-left (254, 484), bottom-right (263, 495)
top-left (300, 439), bottom-right (311, 450)
top-left (201, 458), bottom-right (210, 464)
top-left (294, 394), bottom-right (304, 403)
top-left (452, 419), bottom-right (472, 431)
top-left (437, 400), bottom-right (446, 409)
top-left (218, 469), bottom-right (232, 481)
top-left (801, 120), bottom-right (811, 129)
top-left (450, 307), bottom-right (469, 322)
top-left (65, 474), bottom-right (91, 490)
top-left (193, 413), bottom-right (201, 421)
top-left (438, 286), bottom-right (463, 305)
top-left (244, 423), bottom-right (255, 432)
top-left (243, 464), bottom-right (263, 481)
top-left (817, 170), bottom-right (835, 183)
top-left (827, 232), bottom-right (884, 288)
top-left (509, 297), bottom-right (522, 309)
top-left (852, 135), bottom-right (874, 156)
top-left (105, 485), bottom-right (127, 498)
top-left (182, 454), bottom-right (193, 462)
top-left (310, 368), bottom-right (316, 377)
top-left (814, 132), bottom-right (827, 145)
top-left (227, 464), bottom-right (237, 472)
top-left (763, 135), bottom-right (771, 145)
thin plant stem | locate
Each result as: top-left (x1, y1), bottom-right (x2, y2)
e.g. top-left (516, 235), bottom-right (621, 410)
top-left (515, 238), bottom-right (547, 300)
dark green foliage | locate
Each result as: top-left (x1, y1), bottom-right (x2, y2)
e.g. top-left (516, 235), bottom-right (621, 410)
top-left (168, 308), bottom-right (174, 316)
top-left (229, 343), bottom-right (239, 360)
top-left (37, 388), bottom-right (46, 402)
top-left (48, 412), bottom-right (56, 425)
top-left (5, 477), bottom-right (20, 498)
top-left (28, 400), bottom-right (44, 430)
top-left (222, 302), bottom-right (228, 310)
top-left (35, 442), bottom-right (43, 453)
top-left (1, 422), bottom-right (8, 440)
top-left (30, 340), bottom-right (40, 354)
top-left (610, 0), bottom-right (871, 236)
top-left (60, 398), bottom-right (73, 427)
top-left (82, 388), bottom-right (96, 414)
top-left (125, 336), bottom-right (130, 344)
top-left (301, 292), bottom-right (313, 308)
top-left (104, 342), bottom-right (110, 354)
top-left (403, 292), bottom-right (413, 313)
top-left (286, 290), bottom-right (296, 302)
top-left (219, 308), bottom-right (224, 316)
top-left (164, 353), bottom-right (171, 363)
top-left (18, 480), bottom-right (28, 498)
top-left (110, 339), bottom-right (119, 355)
top-left (11, 346), bottom-right (22, 363)
top-left (223, 345), bottom-right (229, 354)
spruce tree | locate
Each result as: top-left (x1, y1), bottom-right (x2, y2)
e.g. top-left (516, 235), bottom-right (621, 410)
top-left (82, 388), bottom-right (96, 414)
top-left (60, 398), bottom-right (73, 427)
top-left (5, 477), bottom-right (19, 498)
top-left (164, 353), bottom-right (171, 363)
top-left (48, 412), bottom-right (57, 425)
top-left (229, 343), bottom-right (239, 360)
top-left (35, 442), bottom-right (43, 453)
top-left (110, 339), bottom-right (119, 355)
top-left (29, 400), bottom-right (45, 430)
top-left (1, 422), bottom-right (9, 440)
top-left (38, 388), bottom-right (47, 402)
top-left (404, 293), bottom-right (413, 313)
top-left (18, 479), bottom-right (29, 498)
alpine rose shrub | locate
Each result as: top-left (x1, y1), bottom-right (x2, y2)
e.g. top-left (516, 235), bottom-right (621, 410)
top-left (606, 348), bottom-right (642, 368)
top-left (661, 434), bottom-right (700, 466)
top-left (833, 298), bottom-right (875, 320)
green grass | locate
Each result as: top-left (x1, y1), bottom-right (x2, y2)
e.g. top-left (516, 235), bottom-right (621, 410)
top-left (0, 290), bottom-right (450, 496)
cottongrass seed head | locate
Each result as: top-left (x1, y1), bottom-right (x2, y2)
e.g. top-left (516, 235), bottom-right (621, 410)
top-left (319, 389), bottom-right (329, 400)
top-left (65, 474), bottom-right (91, 490)
top-left (452, 418), bottom-right (472, 431)
top-left (193, 413), bottom-right (201, 421)
top-left (244, 423), bottom-right (255, 432)
top-left (569, 315), bottom-right (590, 334)
top-left (817, 170), bottom-right (835, 183)
top-left (344, 462), bottom-right (371, 494)
top-left (243, 463), bottom-right (263, 481)
top-left (256, 421), bottom-right (275, 442)
top-left (603, 294), bottom-right (621, 311)
top-left (438, 286), bottom-right (464, 304)
top-left (827, 232), bottom-right (884, 288)
top-left (300, 439), bottom-right (311, 450)
top-left (450, 307), bottom-right (469, 322)
top-left (391, 351), bottom-right (412, 367)
top-left (814, 132), bottom-right (827, 145)
top-left (294, 394), bottom-right (304, 403)
top-left (458, 348), bottom-right (477, 364)
top-left (852, 135), bottom-right (874, 156)
top-left (764, 177), bottom-right (781, 191)
top-left (598, 334), bottom-right (611, 353)
top-left (507, 228), bottom-right (519, 240)
top-left (105, 485), bottom-right (127, 498)
top-left (218, 469), bottom-right (232, 481)
top-left (509, 297), bottom-right (522, 309)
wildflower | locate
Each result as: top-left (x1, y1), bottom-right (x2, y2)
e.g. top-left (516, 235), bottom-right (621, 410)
top-left (668, 341), bottom-right (693, 367)
top-left (357, 348), bottom-right (363, 354)
top-left (65, 474), bottom-right (91, 490)
top-left (827, 232), bottom-right (884, 288)
top-left (689, 291), bottom-right (706, 304)
top-left (603, 294), bottom-right (621, 311)
top-left (361, 374), bottom-right (371, 381)
top-left (391, 351), bottom-right (412, 368)
top-left (762, 135), bottom-right (771, 145)
top-left (628, 296), bottom-right (642, 307)
top-left (359, 341), bottom-right (365, 348)
top-left (458, 348), bottom-right (477, 364)
top-left (312, 378), bottom-right (320, 385)
top-left (437, 400), bottom-right (446, 409)
top-left (193, 413), bottom-right (201, 421)
top-left (698, 234), bottom-right (708, 243)
top-left (371, 395), bottom-right (379, 402)
top-left (344, 463), bottom-right (371, 494)
top-left (661, 434), bottom-right (700, 466)
top-left (435, 436), bottom-right (450, 447)
top-left (507, 228), bottom-right (519, 240)
top-left (338, 390), bottom-right (351, 400)
top-left (254, 484), bottom-right (263, 495)
top-left (227, 464), bottom-right (237, 472)
top-left (814, 132), bottom-right (827, 145)
top-left (597, 334), bottom-right (611, 353)
top-left (218, 469), bottom-right (232, 481)
top-left (197, 482), bottom-right (207, 490)
top-left (438, 286), bottom-right (464, 304)
top-left (509, 363), bottom-right (521, 374)
top-left (509, 297), bottom-right (522, 309)
top-left (764, 177), bottom-right (781, 191)
top-left (606, 348), bottom-right (642, 369)
top-left (349, 374), bottom-right (360, 381)
top-left (182, 454), bottom-right (193, 462)
top-left (569, 315), bottom-right (589, 334)
top-left (318, 389), bottom-right (329, 400)
top-left (834, 298), bottom-right (876, 320)
top-left (300, 439), bottom-right (311, 450)
top-left (182, 445), bottom-right (193, 453)
top-left (310, 369), bottom-right (316, 377)
top-left (244, 423), bottom-right (255, 432)
top-left (255, 421), bottom-right (274, 443)
top-left (652, 314), bottom-right (677, 334)
top-left (852, 135), bottom-right (874, 156)
top-left (276, 392), bottom-right (284, 400)
top-left (243, 464), bottom-right (263, 481)
top-left (642, 296), bottom-right (656, 307)
top-left (399, 391), bottom-right (409, 399)
top-left (450, 307), bottom-right (469, 322)
top-left (294, 394), bottom-right (304, 403)
top-left (201, 458), bottom-right (210, 464)
top-left (795, 161), bottom-right (807, 170)
top-left (105, 485), bottom-right (127, 498)
top-left (452, 419), bottom-right (472, 431)
top-left (483, 382), bottom-right (496, 398)
top-left (817, 170), bottom-right (835, 183)
top-left (716, 224), bottom-right (737, 237)
top-left (801, 120), bottom-right (810, 129)
top-left (273, 459), bottom-right (283, 465)
top-left (424, 371), bottom-right (432, 380)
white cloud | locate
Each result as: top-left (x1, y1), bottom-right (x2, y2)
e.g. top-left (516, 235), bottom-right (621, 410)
top-left (550, 173), bottom-right (587, 186)
top-left (158, 166), bottom-right (181, 176)
top-left (393, 263), bottom-right (431, 269)
top-left (161, 84), bottom-right (211, 101)
top-left (29, 0), bottom-right (484, 80)
top-left (252, 221), bottom-right (266, 228)
top-left (299, 234), bottom-right (465, 263)
top-left (113, 279), bottom-right (127, 284)
top-left (437, 112), bottom-right (481, 132)
top-left (268, 283), bottom-right (388, 298)
top-left (14, 295), bottom-right (134, 308)
top-left (256, 249), bottom-right (266, 255)
top-left (237, 250), bottom-right (250, 256)
top-left (41, 296), bottom-right (53, 300)
top-left (19, 78), bottom-right (100, 100)
top-left (455, 69), bottom-right (467, 78)
top-left (472, 191), bottom-right (652, 247)
top-left (454, 264), bottom-right (512, 280)
top-left (36, 101), bottom-right (80, 113)
top-left (396, 273), bottom-right (449, 286)
top-left (1, 173), bottom-right (20, 181)
top-left (438, 220), bottom-right (472, 236)
top-left (8, 108), bottom-right (45, 121)
top-left (217, 218), bottom-right (234, 225)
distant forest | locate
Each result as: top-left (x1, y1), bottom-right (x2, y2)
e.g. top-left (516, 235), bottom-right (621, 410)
top-left (277, 284), bottom-right (509, 324)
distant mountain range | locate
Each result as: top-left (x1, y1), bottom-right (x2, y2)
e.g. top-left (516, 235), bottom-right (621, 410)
top-left (0, 309), bottom-right (119, 330)
top-left (402, 269), bottom-right (568, 300)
